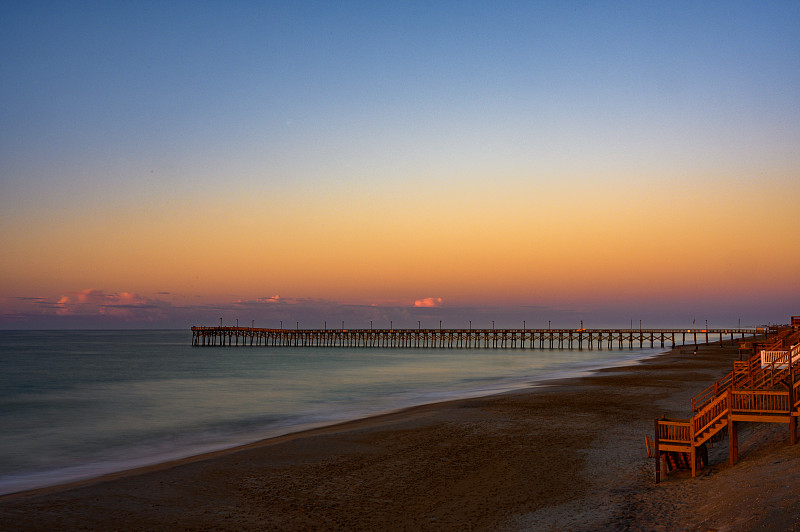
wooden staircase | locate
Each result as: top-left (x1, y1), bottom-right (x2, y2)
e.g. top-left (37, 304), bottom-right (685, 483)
top-left (654, 320), bottom-right (800, 482)
top-left (691, 326), bottom-right (800, 412)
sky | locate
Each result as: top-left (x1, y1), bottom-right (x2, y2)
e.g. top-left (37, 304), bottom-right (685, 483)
top-left (1, 1), bottom-right (798, 330)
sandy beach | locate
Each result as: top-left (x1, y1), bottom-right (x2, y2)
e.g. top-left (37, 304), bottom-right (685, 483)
top-left (2, 342), bottom-right (799, 531)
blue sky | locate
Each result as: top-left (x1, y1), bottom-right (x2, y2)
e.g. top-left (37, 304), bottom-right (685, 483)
top-left (2, 2), bottom-right (799, 329)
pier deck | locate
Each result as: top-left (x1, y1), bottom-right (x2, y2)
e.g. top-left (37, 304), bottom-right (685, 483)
top-left (191, 326), bottom-right (758, 349)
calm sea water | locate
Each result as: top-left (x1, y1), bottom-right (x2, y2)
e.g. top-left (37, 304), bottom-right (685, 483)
top-left (0, 329), bottom-right (663, 495)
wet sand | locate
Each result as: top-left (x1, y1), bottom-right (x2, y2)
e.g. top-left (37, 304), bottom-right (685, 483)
top-left (2, 342), bottom-right (799, 531)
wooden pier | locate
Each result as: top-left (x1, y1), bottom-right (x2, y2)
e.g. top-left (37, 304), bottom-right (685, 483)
top-left (654, 317), bottom-right (800, 481)
top-left (191, 326), bottom-right (759, 350)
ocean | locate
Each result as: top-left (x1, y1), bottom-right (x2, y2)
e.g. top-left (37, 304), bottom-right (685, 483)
top-left (0, 329), bottom-right (663, 495)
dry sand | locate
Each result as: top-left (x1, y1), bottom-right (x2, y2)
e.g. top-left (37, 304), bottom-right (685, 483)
top-left (2, 342), bottom-right (799, 531)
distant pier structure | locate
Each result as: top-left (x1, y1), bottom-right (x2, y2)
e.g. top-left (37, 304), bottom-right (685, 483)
top-left (191, 326), bottom-right (760, 350)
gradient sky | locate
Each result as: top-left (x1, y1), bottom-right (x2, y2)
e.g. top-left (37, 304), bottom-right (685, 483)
top-left (2, 2), bottom-right (799, 329)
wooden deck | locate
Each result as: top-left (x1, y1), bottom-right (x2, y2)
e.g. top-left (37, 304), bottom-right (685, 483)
top-left (191, 326), bottom-right (758, 350)
top-left (655, 318), bottom-right (800, 482)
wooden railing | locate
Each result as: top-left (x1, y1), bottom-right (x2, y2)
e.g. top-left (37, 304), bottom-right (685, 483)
top-left (737, 352), bottom-right (764, 381)
top-left (692, 348), bottom-right (763, 412)
top-left (656, 328), bottom-right (800, 482)
top-left (692, 370), bottom-right (734, 412)
top-left (746, 348), bottom-right (797, 388)
top-left (656, 419), bottom-right (691, 444)
top-left (733, 361), bottom-right (750, 378)
top-left (731, 390), bottom-right (790, 414)
top-left (692, 392), bottom-right (729, 444)
top-left (691, 341), bottom-right (800, 412)
top-left (761, 349), bottom-right (792, 368)
top-left (762, 330), bottom-right (800, 351)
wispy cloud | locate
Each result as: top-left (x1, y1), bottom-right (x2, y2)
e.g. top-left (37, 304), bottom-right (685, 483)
top-left (2, 289), bottom-right (173, 327)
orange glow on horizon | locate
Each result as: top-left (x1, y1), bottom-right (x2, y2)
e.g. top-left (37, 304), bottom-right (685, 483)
top-left (2, 166), bottom-right (799, 312)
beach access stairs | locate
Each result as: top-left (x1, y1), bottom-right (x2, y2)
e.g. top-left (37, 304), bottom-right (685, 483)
top-left (654, 319), bottom-right (800, 482)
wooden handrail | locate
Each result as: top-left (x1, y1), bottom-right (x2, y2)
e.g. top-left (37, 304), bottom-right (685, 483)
top-left (761, 350), bottom-right (791, 368)
top-left (691, 346), bottom-right (765, 412)
top-left (693, 391), bottom-right (729, 441)
top-left (737, 348), bottom-right (795, 389)
top-left (692, 370), bottom-right (733, 412)
top-left (682, 339), bottom-right (800, 412)
top-left (656, 419), bottom-right (691, 443)
top-left (656, 327), bottom-right (800, 482)
top-left (731, 390), bottom-right (790, 414)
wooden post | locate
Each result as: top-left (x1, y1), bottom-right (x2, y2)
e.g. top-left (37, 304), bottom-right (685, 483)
top-left (728, 390), bottom-right (738, 466)
top-left (654, 418), bottom-right (661, 483)
top-left (791, 383), bottom-right (798, 445)
top-left (690, 416), bottom-right (696, 478)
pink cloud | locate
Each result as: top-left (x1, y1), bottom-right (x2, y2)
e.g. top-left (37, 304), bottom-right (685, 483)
top-left (414, 297), bottom-right (443, 308)
top-left (251, 294), bottom-right (282, 303)
top-left (54, 289), bottom-right (160, 318)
